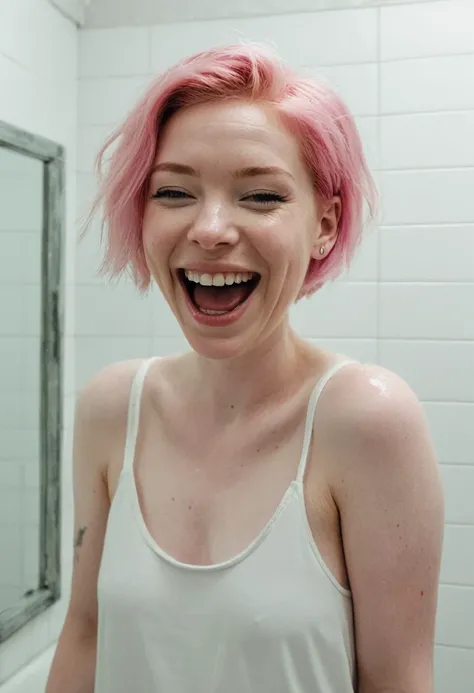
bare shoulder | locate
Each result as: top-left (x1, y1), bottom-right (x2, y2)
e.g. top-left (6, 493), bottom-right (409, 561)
top-left (74, 359), bottom-right (146, 470)
top-left (76, 359), bottom-right (144, 424)
top-left (320, 361), bottom-right (429, 441)
top-left (317, 362), bottom-right (438, 481)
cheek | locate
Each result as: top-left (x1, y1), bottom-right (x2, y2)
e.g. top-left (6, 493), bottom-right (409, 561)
top-left (142, 209), bottom-right (175, 268)
top-left (256, 221), bottom-right (310, 283)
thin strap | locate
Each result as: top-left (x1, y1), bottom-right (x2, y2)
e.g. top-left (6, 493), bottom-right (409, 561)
top-left (122, 357), bottom-right (158, 475)
top-left (296, 360), bottom-right (355, 483)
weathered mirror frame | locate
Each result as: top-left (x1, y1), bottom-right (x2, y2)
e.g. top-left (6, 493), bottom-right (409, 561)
top-left (0, 121), bottom-right (64, 643)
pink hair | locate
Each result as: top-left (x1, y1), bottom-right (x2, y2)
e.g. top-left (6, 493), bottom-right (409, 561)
top-left (86, 42), bottom-right (378, 298)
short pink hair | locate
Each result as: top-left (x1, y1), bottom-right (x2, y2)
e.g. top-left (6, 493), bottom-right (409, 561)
top-left (88, 42), bottom-right (378, 298)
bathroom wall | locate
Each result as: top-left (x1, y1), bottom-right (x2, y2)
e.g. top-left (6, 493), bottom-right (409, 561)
top-left (76, 1), bottom-right (474, 689)
top-left (0, 0), bottom-right (77, 686)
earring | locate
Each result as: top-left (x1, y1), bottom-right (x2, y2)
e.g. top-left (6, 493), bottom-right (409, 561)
top-left (319, 246), bottom-right (326, 255)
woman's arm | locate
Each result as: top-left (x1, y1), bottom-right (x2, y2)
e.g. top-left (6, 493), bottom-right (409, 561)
top-left (46, 360), bottom-right (141, 693)
top-left (326, 365), bottom-right (444, 693)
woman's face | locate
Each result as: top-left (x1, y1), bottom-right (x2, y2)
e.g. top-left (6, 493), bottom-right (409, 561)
top-left (142, 100), bottom-right (338, 359)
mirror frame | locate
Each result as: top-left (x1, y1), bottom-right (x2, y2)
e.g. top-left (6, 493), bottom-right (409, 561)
top-left (0, 121), bottom-right (64, 642)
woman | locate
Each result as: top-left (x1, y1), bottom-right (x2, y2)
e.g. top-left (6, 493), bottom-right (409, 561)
top-left (47, 44), bottom-right (444, 693)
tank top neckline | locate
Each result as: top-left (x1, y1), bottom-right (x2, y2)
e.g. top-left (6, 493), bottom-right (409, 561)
top-left (120, 355), bottom-right (355, 574)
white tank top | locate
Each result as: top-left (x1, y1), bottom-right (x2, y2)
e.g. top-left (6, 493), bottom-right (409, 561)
top-left (95, 357), bottom-right (357, 692)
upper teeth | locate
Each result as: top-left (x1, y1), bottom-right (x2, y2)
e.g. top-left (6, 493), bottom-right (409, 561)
top-left (184, 270), bottom-right (255, 287)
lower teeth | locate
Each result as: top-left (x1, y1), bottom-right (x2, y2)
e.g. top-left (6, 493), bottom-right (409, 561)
top-left (200, 308), bottom-right (230, 315)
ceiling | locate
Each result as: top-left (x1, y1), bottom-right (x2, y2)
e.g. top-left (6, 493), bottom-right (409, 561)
top-left (83, 0), bottom-right (433, 28)
top-left (49, 0), bottom-right (91, 25)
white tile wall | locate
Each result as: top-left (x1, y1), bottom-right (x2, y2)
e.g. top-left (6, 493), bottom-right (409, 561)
top-left (75, 283), bottom-right (151, 337)
top-left (342, 226), bottom-right (379, 281)
top-left (435, 645), bottom-right (474, 693)
top-left (0, 0), bottom-right (77, 686)
top-left (424, 403), bottom-right (474, 465)
top-left (0, 0), bottom-right (76, 83)
top-left (379, 284), bottom-right (474, 340)
top-left (149, 288), bottom-right (188, 340)
top-left (381, 54), bottom-right (474, 114)
top-left (441, 526), bottom-right (474, 586)
top-left (76, 124), bottom-right (116, 174)
top-left (354, 117), bottom-right (379, 171)
top-left (290, 283), bottom-right (378, 339)
top-left (436, 585), bottom-right (474, 648)
top-left (380, 112), bottom-right (474, 170)
top-left (380, 225), bottom-right (474, 282)
top-left (379, 340), bottom-right (474, 402)
top-left (380, 1), bottom-right (474, 61)
top-left (77, 74), bottom-right (153, 127)
top-left (313, 338), bottom-right (378, 364)
top-left (75, 336), bottom-right (150, 388)
top-left (305, 64), bottom-right (378, 117)
top-left (147, 9), bottom-right (378, 73)
top-left (74, 2), bottom-right (474, 691)
top-left (380, 169), bottom-right (474, 225)
top-left (150, 335), bottom-right (190, 358)
top-left (79, 26), bottom-right (151, 78)
top-left (441, 469), bottom-right (474, 526)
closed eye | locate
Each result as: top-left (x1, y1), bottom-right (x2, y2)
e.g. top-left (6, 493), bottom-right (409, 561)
top-left (151, 189), bottom-right (288, 205)
top-left (242, 192), bottom-right (288, 205)
top-left (152, 188), bottom-right (191, 199)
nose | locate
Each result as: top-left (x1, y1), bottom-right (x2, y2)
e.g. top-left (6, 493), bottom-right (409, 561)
top-left (187, 199), bottom-right (239, 249)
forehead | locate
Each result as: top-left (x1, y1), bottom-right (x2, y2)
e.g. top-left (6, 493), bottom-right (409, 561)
top-left (156, 100), bottom-right (306, 173)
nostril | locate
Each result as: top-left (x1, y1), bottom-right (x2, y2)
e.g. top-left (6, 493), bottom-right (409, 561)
top-left (187, 222), bottom-right (239, 249)
top-left (191, 239), bottom-right (229, 247)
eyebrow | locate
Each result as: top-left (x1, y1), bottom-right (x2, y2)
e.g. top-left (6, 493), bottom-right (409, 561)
top-left (151, 162), bottom-right (295, 181)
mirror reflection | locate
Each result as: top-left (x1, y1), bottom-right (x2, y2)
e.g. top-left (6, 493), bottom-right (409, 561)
top-left (0, 146), bottom-right (43, 613)
top-left (0, 121), bottom-right (62, 644)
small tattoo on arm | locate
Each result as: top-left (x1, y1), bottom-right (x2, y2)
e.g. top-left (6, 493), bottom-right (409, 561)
top-left (74, 526), bottom-right (87, 561)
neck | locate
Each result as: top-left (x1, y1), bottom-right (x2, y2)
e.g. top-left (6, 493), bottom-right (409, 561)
top-left (188, 321), bottom-right (325, 416)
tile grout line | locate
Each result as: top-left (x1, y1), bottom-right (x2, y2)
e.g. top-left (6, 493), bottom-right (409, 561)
top-left (375, 5), bottom-right (382, 366)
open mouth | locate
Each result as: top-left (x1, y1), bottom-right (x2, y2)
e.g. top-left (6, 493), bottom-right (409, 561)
top-left (178, 269), bottom-right (261, 316)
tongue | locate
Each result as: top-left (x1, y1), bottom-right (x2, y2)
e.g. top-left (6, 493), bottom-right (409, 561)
top-left (194, 284), bottom-right (250, 312)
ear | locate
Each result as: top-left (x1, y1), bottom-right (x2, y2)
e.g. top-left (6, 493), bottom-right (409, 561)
top-left (310, 196), bottom-right (341, 260)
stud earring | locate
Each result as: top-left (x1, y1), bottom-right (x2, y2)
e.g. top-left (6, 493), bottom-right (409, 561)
top-left (319, 246), bottom-right (326, 255)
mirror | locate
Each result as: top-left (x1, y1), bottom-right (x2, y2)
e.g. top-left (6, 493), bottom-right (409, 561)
top-left (0, 121), bottom-right (64, 642)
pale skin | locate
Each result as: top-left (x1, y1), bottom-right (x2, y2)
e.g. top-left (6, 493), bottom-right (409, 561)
top-left (47, 100), bottom-right (444, 693)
